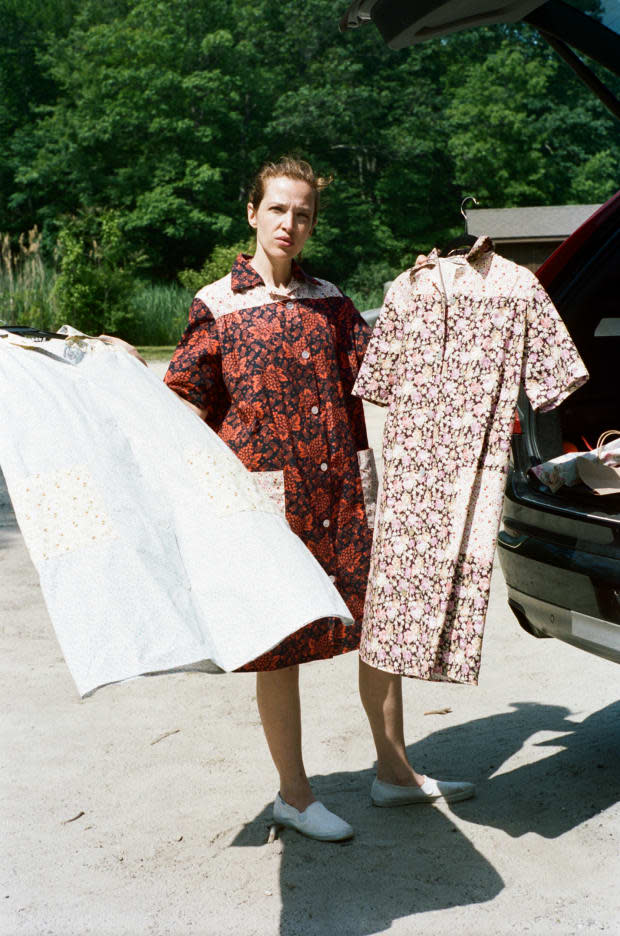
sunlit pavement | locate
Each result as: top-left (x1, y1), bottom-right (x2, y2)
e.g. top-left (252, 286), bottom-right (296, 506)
top-left (1, 365), bottom-right (618, 936)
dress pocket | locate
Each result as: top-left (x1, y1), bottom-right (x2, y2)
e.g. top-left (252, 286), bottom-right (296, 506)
top-left (252, 469), bottom-right (286, 515)
top-left (185, 450), bottom-right (285, 517)
top-left (357, 448), bottom-right (378, 530)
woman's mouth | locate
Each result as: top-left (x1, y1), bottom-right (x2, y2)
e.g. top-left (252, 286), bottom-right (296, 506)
top-left (275, 237), bottom-right (293, 247)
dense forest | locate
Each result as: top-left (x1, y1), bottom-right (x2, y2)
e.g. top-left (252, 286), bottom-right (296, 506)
top-left (1, 0), bottom-right (619, 340)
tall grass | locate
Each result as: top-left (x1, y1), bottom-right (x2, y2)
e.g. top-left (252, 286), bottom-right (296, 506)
top-left (126, 281), bottom-right (192, 346)
top-left (1, 230), bottom-right (381, 345)
top-left (1, 228), bottom-right (58, 331)
top-left (1, 229), bottom-right (193, 345)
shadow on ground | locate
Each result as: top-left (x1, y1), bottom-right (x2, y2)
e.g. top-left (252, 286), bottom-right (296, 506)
top-left (232, 699), bottom-right (619, 936)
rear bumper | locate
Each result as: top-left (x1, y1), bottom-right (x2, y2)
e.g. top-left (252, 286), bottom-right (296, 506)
top-left (505, 585), bottom-right (620, 664)
top-left (498, 522), bottom-right (620, 664)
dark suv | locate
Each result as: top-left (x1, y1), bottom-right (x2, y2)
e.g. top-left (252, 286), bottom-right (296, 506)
top-left (342, 0), bottom-right (620, 663)
top-left (499, 193), bottom-right (620, 663)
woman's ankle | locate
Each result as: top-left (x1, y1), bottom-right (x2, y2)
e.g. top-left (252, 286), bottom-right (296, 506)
top-left (278, 779), bottom-right (315, 812)
top-left (376, 764), bottom-right (425, 787)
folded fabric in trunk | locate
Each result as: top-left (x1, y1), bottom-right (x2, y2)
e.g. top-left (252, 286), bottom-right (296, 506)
top-left (530, 435), bottom-right (620, 494)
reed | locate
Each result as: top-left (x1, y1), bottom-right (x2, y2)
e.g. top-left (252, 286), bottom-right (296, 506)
top-left (1, 233), bottom-right (378, 344)
top-left (125, 281), bottom-right (193, 346)
top-left (0, 228), bottom-right (58, 331)
top-left (0, 231), bottom-right (193, 344)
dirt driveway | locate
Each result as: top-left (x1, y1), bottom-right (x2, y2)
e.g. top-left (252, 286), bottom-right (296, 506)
top-left (1, 372), bottom-right (618, 936)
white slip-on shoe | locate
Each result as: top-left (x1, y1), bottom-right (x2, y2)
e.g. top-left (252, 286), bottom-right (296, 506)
top-left (273, 793), bottom-right (354, 841)
top-left (371, 775), bottom-right (475, 807)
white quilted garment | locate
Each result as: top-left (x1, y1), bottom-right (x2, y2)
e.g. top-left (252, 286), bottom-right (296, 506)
top-left (0, 331), bottom-right (353, 696)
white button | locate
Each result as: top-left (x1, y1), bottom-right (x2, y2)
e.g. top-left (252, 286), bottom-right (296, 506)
top-left (301, 350), bottom-right (310, 360)
top-left (323, 519), bottom-right (330, 528)
top-left (329, 575), bottom-right (336, 583)
top-left (286, 302), bottom-right (294, 309)
top-left (320, 462), bottom-right (328, 471)
top-left (311, 406), bottom-right (319, 415)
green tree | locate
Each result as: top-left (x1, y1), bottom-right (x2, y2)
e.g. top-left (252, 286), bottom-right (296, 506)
top-left (0, 0), bottom-right (79, 237)
top-left (52, 210), bottom-right (139, 334)
top-left (444, 30), bottom-right (620, 206)
top-left (3, 0), bottom-right (619, 300)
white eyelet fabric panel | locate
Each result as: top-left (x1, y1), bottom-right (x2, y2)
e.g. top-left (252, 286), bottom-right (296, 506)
top-left (185, 452), bottom-right (285, 517)
top-left (9, 466), bottom-right (118, 561)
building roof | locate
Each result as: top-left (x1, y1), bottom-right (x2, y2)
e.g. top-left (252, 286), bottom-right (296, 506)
top-left (466, 204), bottom-right (602, 242)
top-left (602, 0), bottom-right (620, 37)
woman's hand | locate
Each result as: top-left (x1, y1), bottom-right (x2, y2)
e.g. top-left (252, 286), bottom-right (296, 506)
top-left (98, 335), bottom-right (147, 366)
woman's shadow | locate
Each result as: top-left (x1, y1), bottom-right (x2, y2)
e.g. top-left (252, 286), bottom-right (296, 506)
top-left (231, 699), bottom-right (619, 936)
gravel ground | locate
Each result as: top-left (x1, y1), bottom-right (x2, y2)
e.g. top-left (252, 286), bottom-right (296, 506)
top-left (1, 364), bottom-right (618, 936)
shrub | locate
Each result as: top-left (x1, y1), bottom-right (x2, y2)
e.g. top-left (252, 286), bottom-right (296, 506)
top-left (178, 239), bottom-right (253, 294)
top-left (342, 259), bottom-right (398, 312)
top-left (51, 211), bottom-right (140, 337)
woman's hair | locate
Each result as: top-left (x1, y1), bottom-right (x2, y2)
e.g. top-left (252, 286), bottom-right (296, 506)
top-left (248, 157), bottom-right (332, 225)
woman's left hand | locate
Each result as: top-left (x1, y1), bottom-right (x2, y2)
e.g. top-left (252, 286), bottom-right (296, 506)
top-left (98, 335), bottom-right (147, 366)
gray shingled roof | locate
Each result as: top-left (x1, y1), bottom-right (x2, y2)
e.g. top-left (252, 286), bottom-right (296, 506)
top-left (466, 204), bottom-right (602, 241)
top-left (602, 0), bottom-right (620, 36)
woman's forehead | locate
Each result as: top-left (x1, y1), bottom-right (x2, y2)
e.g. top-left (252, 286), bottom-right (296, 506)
top-left (263, 175), bottom-right (315, 206)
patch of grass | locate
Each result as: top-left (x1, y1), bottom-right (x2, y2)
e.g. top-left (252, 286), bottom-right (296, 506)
top-left (137, 346), bottom-right (177, 360)
top-left (126, 281), bottom-right (191, 346)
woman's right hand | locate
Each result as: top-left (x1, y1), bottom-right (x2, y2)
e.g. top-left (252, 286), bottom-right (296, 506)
top-left (98, 334), bottom-right (147, 366)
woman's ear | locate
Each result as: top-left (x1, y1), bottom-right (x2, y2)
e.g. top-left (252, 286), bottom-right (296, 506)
top-left (247, 202), bottom-right (258, 230)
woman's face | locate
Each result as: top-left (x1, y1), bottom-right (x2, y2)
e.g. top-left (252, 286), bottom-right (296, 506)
top-left (247, 176), bottom-right (315, 261)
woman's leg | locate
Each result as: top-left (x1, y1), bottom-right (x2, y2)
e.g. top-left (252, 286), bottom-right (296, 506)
top-left (358, 658), bottom-right (425, 786)
top-left (256, 665), bottom-right (315, 811)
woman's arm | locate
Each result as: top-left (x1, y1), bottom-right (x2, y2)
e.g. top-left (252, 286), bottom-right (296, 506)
top-left (98, 334), bottom-right (147, 366)
top-left (176, 396), bottom-right (208, 420)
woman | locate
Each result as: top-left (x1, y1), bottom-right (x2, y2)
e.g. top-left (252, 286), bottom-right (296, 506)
top-left (110, 157), bottom-right (474, 841)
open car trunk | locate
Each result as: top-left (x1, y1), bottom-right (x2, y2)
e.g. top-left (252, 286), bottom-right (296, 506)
top-left (514, 195), bottom-right (620, 507)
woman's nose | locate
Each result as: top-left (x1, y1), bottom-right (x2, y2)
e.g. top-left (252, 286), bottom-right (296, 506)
top-left (281, 212), bottom-right (294, 232)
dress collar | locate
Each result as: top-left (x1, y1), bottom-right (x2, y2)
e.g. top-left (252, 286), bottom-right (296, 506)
top-left (411, 235), bottom-right (494, 281)
top-left (465, 235), bottom-right (494, 263)
top-left (230, 253), bottom-right (318, 293)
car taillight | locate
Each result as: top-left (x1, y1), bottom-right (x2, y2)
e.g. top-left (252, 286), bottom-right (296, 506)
top-left (512, 410), bottom-right (522, 435)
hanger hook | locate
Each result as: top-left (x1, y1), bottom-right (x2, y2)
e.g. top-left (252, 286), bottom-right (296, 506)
top-left (460, 195), bottom-right (479, 224)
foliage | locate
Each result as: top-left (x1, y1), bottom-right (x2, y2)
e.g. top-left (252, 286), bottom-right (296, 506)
top-left (444, 31), bottom-right (620, 207)
top-left (341, 259), bottom-right (397, 312)
top-left (51, 211), bottom-right (139, 335)
top-left (178, 239), bottom-right (254, 293)
top-left (127, 281), bottom-right (193, 346)
top-left (0, 226), bottom-right (57, 329)
top-left (135, 345), bottom-right (178, 361)
top-left (1, 0), bottom-right (619, 311)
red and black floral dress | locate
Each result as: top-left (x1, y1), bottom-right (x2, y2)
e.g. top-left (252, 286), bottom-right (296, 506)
top-left (164, 254), bottom-right (377, 670)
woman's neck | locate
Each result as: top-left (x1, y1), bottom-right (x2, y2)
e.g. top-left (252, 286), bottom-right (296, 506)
top-left (250, 243), bottom-right (293, 290)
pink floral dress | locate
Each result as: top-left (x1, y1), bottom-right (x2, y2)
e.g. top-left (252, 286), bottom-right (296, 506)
top-left (352, 237), bottom-right (588, 684)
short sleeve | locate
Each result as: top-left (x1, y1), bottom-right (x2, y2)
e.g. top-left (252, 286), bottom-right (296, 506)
top-left (521, 282), bottom-right (589, 413)
top-left (164, 298), bottom-right (230, 429)
top-left (352, 285), bottom-right (404, 407)
top-left (338, 296), bottom-right (372, 379)
top-left (352, 302), bottom-right (372, 371)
